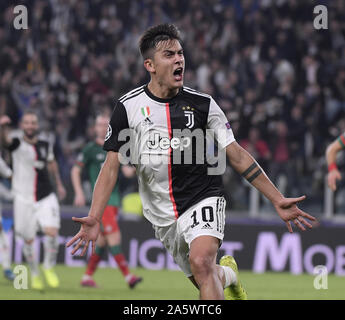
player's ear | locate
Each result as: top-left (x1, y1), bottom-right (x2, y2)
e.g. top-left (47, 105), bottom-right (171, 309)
top-left (144, 58), bottom-right (155, 73)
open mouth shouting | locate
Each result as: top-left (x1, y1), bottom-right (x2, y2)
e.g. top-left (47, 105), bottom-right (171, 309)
top-left (173, 67), bottom-right (184, 82)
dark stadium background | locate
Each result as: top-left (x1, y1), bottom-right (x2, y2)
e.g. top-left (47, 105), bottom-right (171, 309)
top-left (1, 0), bottom-right (345, 285)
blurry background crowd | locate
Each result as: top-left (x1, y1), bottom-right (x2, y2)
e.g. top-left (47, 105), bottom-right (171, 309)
top-left (0, 0), bottom-right (344, 215)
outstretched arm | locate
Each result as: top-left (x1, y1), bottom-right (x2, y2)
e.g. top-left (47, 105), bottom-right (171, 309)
top-left (226, 142), bottom-right (316, 232)
top-left (326, 136), bottom-right (344, 191)
top-left (0, 115), bottom-right (13, 147)
top-left (66, 151), bottom-right (120, 255)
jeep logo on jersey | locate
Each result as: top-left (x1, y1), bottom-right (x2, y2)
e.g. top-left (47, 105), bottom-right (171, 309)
top-left (105, 124), bottom-right (112, 141)
top-left (147, 132), bottom-right (191, 150)
top-left (118, 128), bottom-right (227, 174)
top-left (184, 111), bottom-right (194, 129)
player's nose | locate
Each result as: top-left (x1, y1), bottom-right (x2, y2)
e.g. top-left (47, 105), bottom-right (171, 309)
top-left (174, 54), bottom-right (184, 64)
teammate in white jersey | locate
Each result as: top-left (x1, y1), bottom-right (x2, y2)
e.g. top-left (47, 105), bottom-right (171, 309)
top-left (0, 110), bottom-right (66, 290)
top-left (0, 156), bottom-right (15, 281)
top-left (67, 24), bottom-right (316, 300)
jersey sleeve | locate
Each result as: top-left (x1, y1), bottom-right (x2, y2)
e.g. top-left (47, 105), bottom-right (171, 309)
top-left (47, 140), bottom-right (55, 162)
top-left (6, 137), bottom-right (20, 152)
top-left (76, 146), bottom-right (89, 168)
top-left (207, 97), bottom-right (236, 149)
top-left (103, 100), bottom-right (130, 152)
top-left (75, 151), bottom-right (85, 168)
top-left (338, 132), bottom-right (345, 149)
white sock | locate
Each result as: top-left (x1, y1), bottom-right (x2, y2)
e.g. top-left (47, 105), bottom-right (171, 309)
top-left (82, 274), bottom-right (93, 281)
top-left (125, 274), bottom-right (133, 282)
top-left (23, 242), bottom-right (39, 276)
top-left (43, 235), bottom-right (59, 269)
top-left (222, 266), bottom-right (238, 288)
top-left (0, 230), bottom-right (11, 270)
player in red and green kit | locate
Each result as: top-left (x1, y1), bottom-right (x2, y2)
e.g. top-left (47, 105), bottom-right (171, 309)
top-left (71, 113), bottom-right (142, 289)
top-left (326, 132), bottom-right (345, 191)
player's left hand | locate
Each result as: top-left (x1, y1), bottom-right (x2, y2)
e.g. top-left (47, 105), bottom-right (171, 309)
top-left (66, 216), bottom-right (100, 256)
top-left (273, 195), bottom-right (317, 233)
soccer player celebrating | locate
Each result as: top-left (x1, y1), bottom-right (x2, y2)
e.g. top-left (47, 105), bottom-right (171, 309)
top-left (0, 156), bottom-right (15, 281)
top-left (71, 113), bottom-right (142, 289)
top-left (326, 132), bottom-right (345, 191)
top-left (0, 111), bottom-right (66, 290)
top-left (67, 24), bottom-right (316, 300)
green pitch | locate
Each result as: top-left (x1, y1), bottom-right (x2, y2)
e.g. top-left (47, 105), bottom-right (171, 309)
top-left (0, 265), bottom-right (344, 300)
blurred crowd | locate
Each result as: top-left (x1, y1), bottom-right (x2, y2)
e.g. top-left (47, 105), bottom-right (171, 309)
top-left (0, 0), bottom-right (344, 212)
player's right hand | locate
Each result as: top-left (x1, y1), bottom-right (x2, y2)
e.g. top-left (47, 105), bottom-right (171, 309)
top-left (0, 115), bottom-right (11, 126)
top-left (66, 216), bottom-right (100, 256)
top-left (327, 170), bottom-right (341, 191)
top-left (74, 192), bottom-right (86, 207)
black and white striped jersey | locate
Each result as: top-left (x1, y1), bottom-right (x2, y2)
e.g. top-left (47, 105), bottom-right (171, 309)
top-left (7, 136), bottom-right (54, 202)
top-left (104, 85), bottom-right (235, 227)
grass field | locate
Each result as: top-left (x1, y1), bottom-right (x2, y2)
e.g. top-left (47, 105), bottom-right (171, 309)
top-left (0, 265), bottom-right (344, 300)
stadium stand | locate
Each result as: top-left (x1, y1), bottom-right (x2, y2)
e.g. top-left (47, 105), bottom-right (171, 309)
top-left (0, 0), bottom-right (344, 214)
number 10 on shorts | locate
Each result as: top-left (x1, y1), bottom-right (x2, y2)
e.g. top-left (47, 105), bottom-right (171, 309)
top-left (191, 206), bottom-right (214, 228)
top-left (190, 197), bottom-right (225, 235)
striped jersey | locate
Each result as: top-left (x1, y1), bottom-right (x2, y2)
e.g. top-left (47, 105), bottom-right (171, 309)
top-left (7, 136), bottom-right (54, 202)
top-left (104, 85), bottom-right (235, 227)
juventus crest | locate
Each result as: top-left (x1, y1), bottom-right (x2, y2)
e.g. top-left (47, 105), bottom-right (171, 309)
top-left (184, 111), bottom-right (194, 129)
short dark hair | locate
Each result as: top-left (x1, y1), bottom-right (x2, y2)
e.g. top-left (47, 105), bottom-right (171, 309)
top-left (95, 109), bottom-right (111, 120)
top-left (22, 108), bottom-right (39, 119)
top-left (139, 23), bottom-right (181, 59)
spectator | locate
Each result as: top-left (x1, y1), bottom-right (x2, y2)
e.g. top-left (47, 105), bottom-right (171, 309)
top-left (0, 0), bottom-right (343, 211)
top-left (240, 127), bottom-right (271, 172)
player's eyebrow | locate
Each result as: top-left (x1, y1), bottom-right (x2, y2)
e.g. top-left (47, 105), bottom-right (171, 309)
top-left (163, 49), bottom-right (183, 55)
